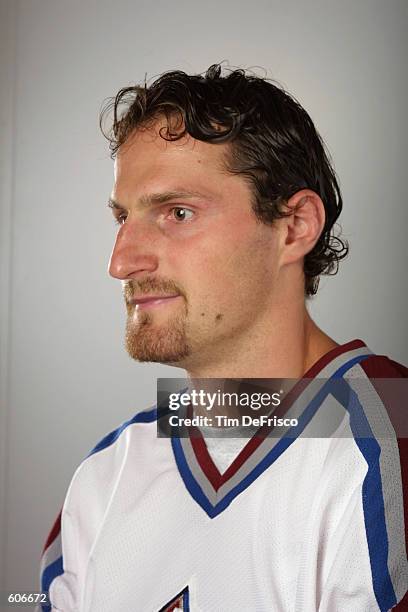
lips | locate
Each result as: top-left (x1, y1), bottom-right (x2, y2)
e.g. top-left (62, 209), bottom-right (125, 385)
top-left (129, 295), bottom-right (181, 309)
top-left (131, 294), bottom-right (179, 304)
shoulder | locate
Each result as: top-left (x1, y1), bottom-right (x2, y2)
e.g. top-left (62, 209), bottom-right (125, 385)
top-left (344, 351), bottom-right (407, 440)
top-left (64, 406), bottom-right (160, 515)
top-left (358, 353), bottom-right (408, 378)
top-left (64, 406), bottom-right (159, 499)
top-left (40, 406), bottom-right (160, 600)
top-left (86, 405), bottom-right (159, 457)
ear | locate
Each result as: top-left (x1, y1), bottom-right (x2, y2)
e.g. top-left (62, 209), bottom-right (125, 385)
top-left (279, 189), bottom-right (326, 266)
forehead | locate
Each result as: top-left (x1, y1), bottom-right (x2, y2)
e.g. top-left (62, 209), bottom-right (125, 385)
top-left (114, 116), bottom-right (230, 185)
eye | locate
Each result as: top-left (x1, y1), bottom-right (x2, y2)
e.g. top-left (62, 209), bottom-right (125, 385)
top-left (114, 214), bottom-right (127, 226)
top-left (170, 207), bottom-right (194, 222)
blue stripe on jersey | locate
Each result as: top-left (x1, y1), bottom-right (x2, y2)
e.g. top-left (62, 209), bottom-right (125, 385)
top-left (334, 354), bottom-right (375, 379)
top-left (41, 555), bottom-right (63, 611)
top-left (172, 354), bottom-right (372, 519)
top-left (87, 407), bottom-right (158, 457)
top-left (172, 436), bottom-right (212, 513)
top-left (183, 586), bottom-right (190, 610)
top-left (336, 385), bottom-right (397, 611)
top-left (358, 437), bottom-right (396, 611)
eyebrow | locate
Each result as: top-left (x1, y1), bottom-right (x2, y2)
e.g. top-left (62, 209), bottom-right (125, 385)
top-left (108, 189), bottom-right (215, 212)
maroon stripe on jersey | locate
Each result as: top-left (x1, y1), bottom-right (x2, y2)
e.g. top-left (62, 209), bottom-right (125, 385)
top-left (190, 433), bottom-right (222, 488)
top-left (359, 357), bottom-right (408, 438)
top-left (43, 509), bottom-right (61, 553)
top-left (305, 339), bottom-right (367, 377)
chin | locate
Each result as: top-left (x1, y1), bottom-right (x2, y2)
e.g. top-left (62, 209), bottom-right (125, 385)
top-left (125, 322), bottom-right (191, 364)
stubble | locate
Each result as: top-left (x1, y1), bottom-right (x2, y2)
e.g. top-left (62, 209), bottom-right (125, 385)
top-left (123, 279), bottom-right (192, 363)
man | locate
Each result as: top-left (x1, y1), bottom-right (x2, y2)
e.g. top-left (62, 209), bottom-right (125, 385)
top-left (40, 63), bottom-right (407, 610)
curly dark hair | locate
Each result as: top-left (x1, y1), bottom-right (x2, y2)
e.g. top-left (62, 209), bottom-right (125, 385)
top-left (99, 62), bottom-right (348, 296)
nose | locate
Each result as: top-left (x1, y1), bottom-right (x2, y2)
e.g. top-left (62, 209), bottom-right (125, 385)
top-left (108, 222), bottom-right (159, 280)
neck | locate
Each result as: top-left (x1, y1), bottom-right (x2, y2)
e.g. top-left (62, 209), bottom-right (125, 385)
top-left (183, 300), bottom-right (337, 380)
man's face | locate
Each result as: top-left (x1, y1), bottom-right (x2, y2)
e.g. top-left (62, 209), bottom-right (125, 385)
top-left (108, 116), bottom-right (282, 368)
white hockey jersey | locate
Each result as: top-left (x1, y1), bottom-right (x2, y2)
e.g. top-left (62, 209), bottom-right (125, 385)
top-left (39, 340), bottom-right (408, 611)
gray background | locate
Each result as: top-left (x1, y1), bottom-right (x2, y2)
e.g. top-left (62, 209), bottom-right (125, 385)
top-left (1, 0), bottom-right (407, 594)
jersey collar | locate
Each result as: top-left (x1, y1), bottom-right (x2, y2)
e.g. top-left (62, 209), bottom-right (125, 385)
top-left (171, 339), bottom-right (372, 517)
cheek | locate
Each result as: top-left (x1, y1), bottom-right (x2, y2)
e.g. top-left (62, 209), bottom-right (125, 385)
top-left (218, 233), bottom-right (272, 280)
top-left (165, 221), bottom-right (277, 316)
top-left (191, 240), bottom-right (273, 310)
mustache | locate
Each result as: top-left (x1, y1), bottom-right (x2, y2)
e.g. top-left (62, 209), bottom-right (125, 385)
top-left (123, 278), bottom-right (186, 302)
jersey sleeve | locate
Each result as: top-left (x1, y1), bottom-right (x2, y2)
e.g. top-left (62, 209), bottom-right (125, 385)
top-left (37, 413), bottom-right (144, 611)
top-left (359, 356), bottom-right (408, 610)
top-left (38, 504), bottom-right (81, 611)
top-left (316, 436), bottom-right (407, 611)
top-left (302, 354), bottom-right (408, 611)
top-left (37, 511), bottom-right (63, 611)
top-left (317, 473), bottom-right (392, 611)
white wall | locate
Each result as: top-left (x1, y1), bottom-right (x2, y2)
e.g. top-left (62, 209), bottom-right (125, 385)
top-left (1, 0), bottom-right (407, 594)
